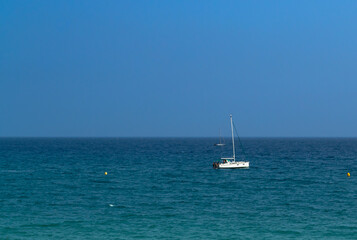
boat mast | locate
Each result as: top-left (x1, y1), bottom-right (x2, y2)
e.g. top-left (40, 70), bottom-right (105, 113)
top-left (219, 128), bottom-right (222, 144)
top-left (230, 114), bottom-right (235, 161)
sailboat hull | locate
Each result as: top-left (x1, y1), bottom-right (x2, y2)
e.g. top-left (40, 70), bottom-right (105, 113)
top-left (217, 161), bottom-right (249, 169)
top-left (214, 143), bottom-right (225, 146)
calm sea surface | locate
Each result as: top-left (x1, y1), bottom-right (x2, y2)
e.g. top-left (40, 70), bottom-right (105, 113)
top-left (0, 138), bottom-right (356, 239)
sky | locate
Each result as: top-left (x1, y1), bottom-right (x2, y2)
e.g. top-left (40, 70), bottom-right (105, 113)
top-left (1, 0), bottom-right (357, 137)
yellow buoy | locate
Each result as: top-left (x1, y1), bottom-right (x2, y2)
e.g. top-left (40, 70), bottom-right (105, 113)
top-left (105, 172), bottom-right (108, 175)
top-left (347, 172), bottom-right (350, 177)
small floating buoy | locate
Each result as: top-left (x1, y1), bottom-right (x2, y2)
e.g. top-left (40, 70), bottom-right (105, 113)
top-left (347, 172), bottom-right (350, 177)
top-left (105, 172), bottom-right (108, 175)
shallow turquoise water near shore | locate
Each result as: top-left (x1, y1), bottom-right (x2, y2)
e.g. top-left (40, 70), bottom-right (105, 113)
top-left (0, 138), bottom-right (356, 239)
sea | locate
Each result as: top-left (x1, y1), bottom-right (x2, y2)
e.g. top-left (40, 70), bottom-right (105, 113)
top-left (0, 138), bottom-right (356, 239)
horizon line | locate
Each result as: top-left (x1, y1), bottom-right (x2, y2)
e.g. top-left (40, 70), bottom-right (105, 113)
top-left (1, 136), bottom-right (357, 139)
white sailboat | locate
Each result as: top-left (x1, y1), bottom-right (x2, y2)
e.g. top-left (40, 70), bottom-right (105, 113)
top-left (213, 114), bottom-right (249, 169)
top-left (214, 129), bottom-right (225, 146)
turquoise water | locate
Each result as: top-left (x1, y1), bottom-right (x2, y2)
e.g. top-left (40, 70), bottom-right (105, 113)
top-left (0, 138), bottom-right (356, 239)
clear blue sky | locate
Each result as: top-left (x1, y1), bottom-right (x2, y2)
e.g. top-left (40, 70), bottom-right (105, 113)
top-left (1, 0), bottom-right (357, 137)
